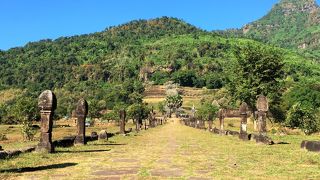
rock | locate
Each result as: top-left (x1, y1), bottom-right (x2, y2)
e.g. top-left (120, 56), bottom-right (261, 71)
top-left (226, 130), bottom-right (240, 136)
top-left (301, 141), bottom-right (320, 152)
top-left (0, 151), bottom-right (8, 159)
top-left (53, 136), bottom-right (76, 147)
top-left (90, 132), bottom-right (98, 141)
top-left (255, 134), bottom-right (274, 145)
top-left (98, 130), bottom-right (108, 140)
top-left (6, 150), bottom-right (22, 157)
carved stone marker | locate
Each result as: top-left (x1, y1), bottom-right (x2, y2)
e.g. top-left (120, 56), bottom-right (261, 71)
top-left (239, 102), bottom-right (249, 140)
top-left (256, 95), bottom-right (268, 135)
top-left (74, 98), bottom-right (88, 145)
top-left (36, 90), bottom-right (57, 153)
top-left (119, 109), bottom-right (126, 134)
top-left (98, 130), bottom-right (108, 140)
top-left (218, 109), bottom-right (225, 131)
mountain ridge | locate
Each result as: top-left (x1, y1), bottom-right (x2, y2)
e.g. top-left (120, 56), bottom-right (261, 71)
top-left (240, 0), bottom-right (320, 53)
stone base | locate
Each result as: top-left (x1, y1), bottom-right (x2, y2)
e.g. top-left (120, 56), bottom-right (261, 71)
top-left (53, 136), bottom-right (76, 147)
top-left (0, 151), bottom-right (8, 159)
top-left (254, 134), bottom-right (274, 145)
top-left (36, 143), bottom-right (54, 153)
top-left (36, 132), bottom-right (54, 153)
top-left (74, 135), bottom-right (86, 145)
top-left (226, 130), bottom-right (240, 136)
top-left (239, 133), bottom-right (249, 141)
top-left (301, 141), bottom-right (320, 152)
top-left (98, 130), bottom-right (108, 140)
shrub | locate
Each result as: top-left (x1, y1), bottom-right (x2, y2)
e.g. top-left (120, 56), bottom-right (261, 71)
top-left (285, 103), bottom-right (320, 135)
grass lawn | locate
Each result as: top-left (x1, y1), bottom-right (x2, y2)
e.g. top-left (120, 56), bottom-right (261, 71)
top-left (1, 118), bottom-right (320, 179)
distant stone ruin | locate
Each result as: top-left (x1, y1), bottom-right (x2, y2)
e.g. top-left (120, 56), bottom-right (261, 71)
top-left (119, 109), bottom-right (126, 134)
top-left (256, 95), bottom-right (268, 135)
top-left (74, 98), bottom-right (88, 145)
top-left (239, 102), bottom-right (249, 140)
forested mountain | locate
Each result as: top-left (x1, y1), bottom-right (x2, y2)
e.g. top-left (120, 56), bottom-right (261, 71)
top-left (228, 0), bottom-right (320, 58)
top-left (1, 16), bottom-right (320, 129)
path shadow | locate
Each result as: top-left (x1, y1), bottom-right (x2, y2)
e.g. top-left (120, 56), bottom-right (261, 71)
top-left (92, 143), bottom-right (127, 146)
top-left (275, 142), bottom-right (290, 145)
top-left (56, 149), bottom-right (111, 153)
top-left (0, 163), bottom-right (77, 173)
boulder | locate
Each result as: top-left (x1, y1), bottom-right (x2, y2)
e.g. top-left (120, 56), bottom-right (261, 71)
top-left (0, 151), bottom-right (8, 159)
top-left (255, 134), bottom-right (274, 145)
top-left (98, 130), bottom-right (108, 140)
top-left (301, 141), bottom-right (320, 152)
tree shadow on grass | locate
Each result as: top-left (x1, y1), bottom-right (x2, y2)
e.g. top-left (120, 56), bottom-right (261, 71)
top-left (275, 142), bottom-right (290, 145)
top-left (92, 143), bottom-right (127, 146)
top-left (0, 163), bottom-right (77, 173)
top-left (56, 149), bottom-right (111, 153)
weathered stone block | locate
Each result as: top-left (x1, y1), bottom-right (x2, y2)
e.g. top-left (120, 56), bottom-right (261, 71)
top-left (239, 133), bottom-right (249, 141)
top-left (301, 141), bottom-right (320, 152)
top-left (6, 150), bottom-right (22, 157)
top-left (37, 132), bottom-right (54, 153)
top-left (98, 130), bottom-right (108, 140)
top-left (227, 130), bottom-right (240, 136)
top-left (0, 151), bottom-right (8, 159)
top-left (255, 134), bottom-right (274, 145)
top-left (54, 136), bottom-right (76, 147)
top-left (119, 110), bottom-right (126, 134)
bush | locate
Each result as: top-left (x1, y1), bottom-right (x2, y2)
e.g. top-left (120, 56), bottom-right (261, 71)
top-left (21, 120), bottom-right (37, 141)
top-left (285, 103), bottom-right (320, 135)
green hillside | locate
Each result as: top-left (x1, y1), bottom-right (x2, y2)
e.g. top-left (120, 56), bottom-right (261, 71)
top-left (0, 17), bottom-right (320, 131)
top-left (240, 0), bottom-right (320, 58)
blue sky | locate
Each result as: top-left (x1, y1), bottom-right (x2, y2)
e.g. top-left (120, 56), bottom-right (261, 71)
top-left (0, 0), bottom-right (318, 50)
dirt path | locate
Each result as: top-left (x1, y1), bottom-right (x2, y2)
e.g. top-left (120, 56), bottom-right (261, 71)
top-left (4, 118), bottom-right (320, 179)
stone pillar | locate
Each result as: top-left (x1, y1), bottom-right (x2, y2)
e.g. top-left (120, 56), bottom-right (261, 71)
top-left (239, 102), bottom-right (248, 140)
top-left (256, 95), bottom-right (268, 135)
top-left (36, 90), bottom-right (57, 153)
top-left (119, 109), bottom-right (126, 134)
top-left (74, 99), bottom-right (88, 145)
top-left (136, 118), bottom-right (140, 132)
top-left (218, 109), bottom-right (225, 131)
top-left (208, 114), bottom-right (213, 130)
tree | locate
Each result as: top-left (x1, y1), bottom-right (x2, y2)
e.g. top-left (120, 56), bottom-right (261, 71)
top-left (196, 101), bottom-right (219, 121)
top-left (164, 82), bottom-right (183, 117)
top-left (157, 101), bottom-right (166, 115)
top-left (10, 96), bottom-right (38, 140)
top-left (165, 94), bottom-right (183, 117)
top-left (228, 43), bottom-right (284, 116)
top-left (127, 103), bottom-right (150, 131)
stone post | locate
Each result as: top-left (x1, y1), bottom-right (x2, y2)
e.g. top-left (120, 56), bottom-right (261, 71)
top-left (256, 95), bottom-right (268, 135)
top-left (119, 109), bottom-right (126, 134)
top-left (239, 102), bottom-right (248, 140)
top-left (208, 114), bottom-right (213, 130)
top-left (136, 117), bottom-right (140, 132)
top-left (218, 109), bottom-right (225, 131)
top-left (74, 99), bottom-right (88, 145)
top-left (36, 90), bottom-right (57, 153)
